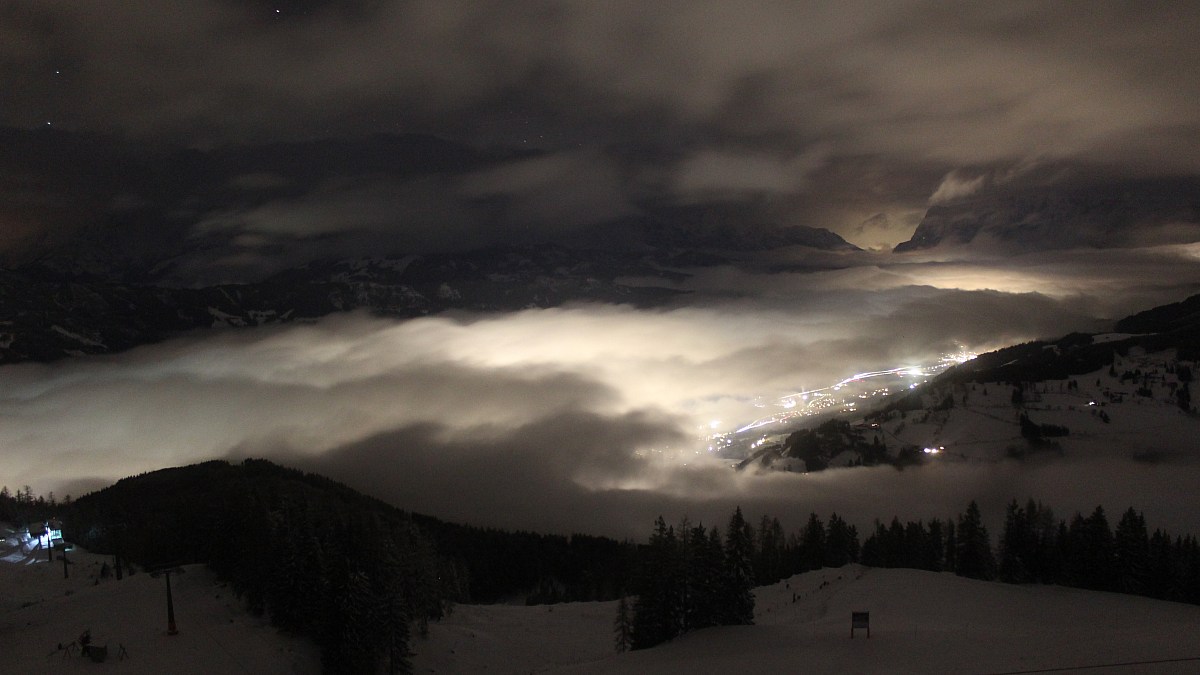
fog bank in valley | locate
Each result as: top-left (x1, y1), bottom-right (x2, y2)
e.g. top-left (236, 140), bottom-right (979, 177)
top-left (5, 248), bottom-right (1200, 537)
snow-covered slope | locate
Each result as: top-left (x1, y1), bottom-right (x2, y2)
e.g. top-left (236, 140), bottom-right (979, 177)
top-left (880, 350), bottom-right (1199, 465)
top-left (413, 565), bottom-right (1200, 674)
top-left (0, 527), bottom-right (319, 674)
top-left (8, 524), bottom-right (1200, 674)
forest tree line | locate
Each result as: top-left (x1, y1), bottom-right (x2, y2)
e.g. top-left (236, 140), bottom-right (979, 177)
top-left (620, 508), bottom-right (757, 650)
top-left (618, 498), bottom-right (1200, 651)
top-left (791, 499), bottom-right (1200, 604)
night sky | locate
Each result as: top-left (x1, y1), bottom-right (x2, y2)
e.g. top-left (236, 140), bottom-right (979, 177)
top-left (4, 1), bottom-right (1200, 537)
top-left (5, 1), bottom-right (1200, 257)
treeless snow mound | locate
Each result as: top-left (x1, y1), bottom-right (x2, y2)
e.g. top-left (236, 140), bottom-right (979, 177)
top-left (413, 565), bottom-right (1200, 674)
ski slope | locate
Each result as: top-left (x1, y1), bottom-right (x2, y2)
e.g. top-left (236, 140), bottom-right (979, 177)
top-left (414, 565), bottom-right (1200, 674)
top-left (6, 528), bottom-right (1200, 673)
top-left (0, 526), bottom-right (319, 674)
top-left (881, 351), bottom-right (1200, 465)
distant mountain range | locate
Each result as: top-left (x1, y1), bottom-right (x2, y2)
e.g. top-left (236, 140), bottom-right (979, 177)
top-left (0, 124), bottom-right (871, 364)
top-left (0, 126), bottom-right (857, 285)
top-left (0, 244), bottom-right (699, 364)
top-left (894, 175), bottom-right (1200, 253)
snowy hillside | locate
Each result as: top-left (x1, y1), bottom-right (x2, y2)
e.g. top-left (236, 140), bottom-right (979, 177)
top-left (413, 565), bottom-right (1200, 674)
top-left (8, 521), bottom-right (1200, 674)
top-left (879, 349), bottom-right (1199, 464)
top-left (0, 525), bottom-right (319, 674)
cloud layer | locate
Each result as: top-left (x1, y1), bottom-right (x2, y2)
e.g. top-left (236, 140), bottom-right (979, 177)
top-left (5, 1), bottom-right (1200, 252)
top-left (9, 1), bottom-right (1200, 168)
top-left (5, 246), bottom-right (1200, 537)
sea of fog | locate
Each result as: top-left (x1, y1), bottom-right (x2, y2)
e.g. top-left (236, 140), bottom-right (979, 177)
top-left (4, 244), bottom-right (1200, 537)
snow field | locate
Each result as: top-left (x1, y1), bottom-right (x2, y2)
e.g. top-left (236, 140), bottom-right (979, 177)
top-left (0, 535), bottom-right (319, 674)
top-left (408, 563), bottom-right (1200, 674)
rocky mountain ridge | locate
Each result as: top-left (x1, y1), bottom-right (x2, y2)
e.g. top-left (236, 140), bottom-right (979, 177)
top-left (894, 176), bottom-right (1200, 253)
top-left (0, 245), bottom-right (687, 365)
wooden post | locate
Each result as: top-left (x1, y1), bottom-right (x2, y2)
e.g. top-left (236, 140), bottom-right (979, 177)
top-left (165, 570), bottom-right (178, 635)
top-left (61, 544), bottom-right (69, 579)
top-left (112, 522), bottom-right (124, 580)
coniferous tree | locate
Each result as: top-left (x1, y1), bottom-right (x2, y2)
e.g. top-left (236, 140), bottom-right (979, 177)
top-left (706, 526), bottom-right (728, 620)
top-left (925, 519), bottom-right (945, 572)
top-left (631, 510), bottom-right (763, 649)
top-left (722, 507), bottom-right (756, 626)
top-left (376, 570), bottom-right (413, 675)
top-left (632, 516), bottom-right (680, 649)
top-left (754, 515), bottom-right (771, 584)
top-left (675, 516), bottom-right (694, 632)
top-left (1178, 536), bottom-right (1200, 604)
top-left (901, 520), bottom-right (927, 569)
top-left (799, 512), bottom-right (826, 571)
top-left (999, 499), bottom-right (1033, 583)
top-left (1055, 518), bottom-right (1073, 582)
top-left (1147, 528), bottom-right (1178, 600)
top-left (613, 595), bottom-right (633, 653)
top-left (324, 563), bottom-right (379, 675)
top-left (265, 503), bottom-right (308, 632)
top-left (1114, 507), bottom-right (1150, 595)
top-left (859, 521), bottom-right (886, 567)
top-left (955, 501), bottom-right (995, 580)
top-left (768, 517), bottom-right (787, 581)
top-left (1025, 500), bottom-right (1060, 583)
top-left (754, 516), bottom-right (786, 584)
top-left (686, 523), bottom-right (722, 630)
top-left (0, 486), bottom-right (12, 523)
top-left (826, 513), bottom-right (859, 567)
top-left (885, 517), bottom-right (906, 568)
top-left (1069, 507), bottom-right (1115, 591)
top-left (944, 519), bottom-right (957, 572)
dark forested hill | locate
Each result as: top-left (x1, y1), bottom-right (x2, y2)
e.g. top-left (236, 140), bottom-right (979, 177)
top-left (1115, 293), bottom-right (1200, 335)
top-left (59, 459), bottom-right (635, 673)
top-left (65, 459), bottom-right (448, 673)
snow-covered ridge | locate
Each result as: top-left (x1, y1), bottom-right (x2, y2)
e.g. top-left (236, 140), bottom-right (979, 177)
top-left (10, 523), bottom-right (1200, 674)
top-left (877, 349), bottom-right (1199, 466)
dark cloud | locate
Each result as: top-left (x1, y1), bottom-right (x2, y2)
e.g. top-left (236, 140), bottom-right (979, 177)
top-left (458, 150), bottom-right (639, 229)
top-left (669, 147), bottom-right (830, 202)
top-left (173, 148), bottom-right (641, 280)
top-left (262, 410), bottom-right (686, 535)
top-left (665, 242), bottom-right (1200, 327)
top-left (287, 439), bottom-right (1200, 540)
top-left (7, 2), bottom-right (1199, 163)
top-left (5, 2), bottom-right (1200, 251)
